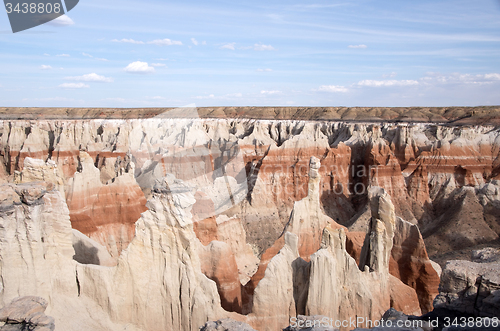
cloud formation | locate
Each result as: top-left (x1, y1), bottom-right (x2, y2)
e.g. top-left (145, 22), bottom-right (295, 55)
top-left (357, 79), bottom-right (419, 87)
top-left (348, 44), bottom-right (368, 49)
top-left (254, 44), bottom-right (275, 51)
top-left (59, 83), bottom-right (89, 89)
top-left (260, 90), bottom-right (281, 95)
top-left (40, 65), bottom-right (52, 70)
top-left (220, 43), bottom-right (236, 50)
top-left (124, 61), bottom-right (155, 74)
top-left (46, 15), bottom-right (74, 26)
top-left (191, 38), bottom-right (199, 46)
top-left (318, 85), bottom-right (349, 93)
top-left (256, 68), bottom-right (273, 72)
top-left (151, 63), bottom-right (167, 67)
top-left (147, 39), bottom-right (183, 46)
top-left (112, 39), bottom-right (144, 44)
top-left (65, 73), bottom-right (114, 83)
top-left (81, 53), bottom-right (108, 61)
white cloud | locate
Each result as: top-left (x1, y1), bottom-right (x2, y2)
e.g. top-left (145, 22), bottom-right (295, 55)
top-left (147, 39), bottom-right (183, 46)
top-left (484, 73), bottom-right (500, 80)
top-left (65, 73), bottom-right (114, 83)
top-left (112, 38), bottom-right (144, 44)
top-left (254, 44), bottom-right (275, 51)
top-left (357, 80), bottom-right (419, 87)
top-left (154, 58), bottom-right (170, 61)
top-left (260, 90), bottom-right (282, 95)
top-left (318, 85), bottom-right (349, 93)
top-left (220, 43), bottom-right (236, 50)
top-left (195, 94), bottom-right (215, 99)
top-left (151, 63), bottom-right (167, 67)
top-left (43, 53), bottom-right (50, 56)
top-left (124, 61), bottom-right (155, 74)
top-left (194, 93), bottom-right (242, 99)
top-left (420, 72), bottom-right (500, 85)
top-left (59, 83), bottom-right (89, 89)
top-left (348, 44), bottom-right (368, 49)
top-left (257, 68), bottom-right (273, 72)
top-left (191, 38), bottom-right (199, 46)
top-left (82, 52), bottom-right (108, 61)
top-left (382, 72), bottom-right (398, 78)
top-left (56, 54), bottom-right (70, 57)
top-left (46, 15), bottom-right (74, 26)
top-left (40, 65), bottom-right (52, 70)
top-left (147, 96), bottom-right (166, 100)
top-left (201, 41), bottom-right (207, 45)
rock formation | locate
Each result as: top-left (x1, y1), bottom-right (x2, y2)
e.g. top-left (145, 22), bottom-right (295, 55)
top-left (1, 109), bottom-right (500, 330)
top-left (434, 248), bottom-right (500, 317)
top-left (0, 296), bottom-right (54, 331)
top-left (0, 180), bottom-right (225, 331)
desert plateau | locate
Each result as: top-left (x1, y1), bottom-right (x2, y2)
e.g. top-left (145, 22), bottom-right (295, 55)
top-left (0, 106), bottom-right (499, 330)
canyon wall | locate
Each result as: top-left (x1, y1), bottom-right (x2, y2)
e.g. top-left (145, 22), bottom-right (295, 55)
top-left (1, 111), bottom-right (500, 330)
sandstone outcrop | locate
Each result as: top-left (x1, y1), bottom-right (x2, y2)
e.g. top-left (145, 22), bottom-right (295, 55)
top-left (0, 180), bottom-right (225, 331)
top-left (66, 151), bottom-right (148, 259)
top-left (434, 250), bottom-right (500, 317)
top-left (0, 296), bottom-right (54, 331)
top-left (306, 187), bottom-right (421, 330)
top-left (2, 110), bottom-right (500, 330)
top-left (390, 218), bottom-right (440, 313)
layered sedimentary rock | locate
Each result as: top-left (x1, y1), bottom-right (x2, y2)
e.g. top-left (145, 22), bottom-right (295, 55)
top-left (434, 249), bottom-right (500, 317)
top-left (306, 187), bottom-right (422, 330)
top-left (0, 180), bottom-right (225, 331)
top-left (1, 109), bottom-right (500, 330)
top-left (0, 296), bottom-right (55, 331)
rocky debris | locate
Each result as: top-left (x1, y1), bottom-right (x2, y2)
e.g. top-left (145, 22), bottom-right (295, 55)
top-left (433, 258), bottom-right (500, 317)
top-left (471, 248), bottom-right (500, 263)
top-left (423, 186), bottom-right (499, 258)
top-left (199, 318), bottom-right (256, 331)
top-left (0, 296), bottom-right (54, 331)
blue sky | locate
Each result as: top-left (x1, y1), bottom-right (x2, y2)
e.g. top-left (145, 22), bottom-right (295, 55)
top-left (1, 0), bottom-right (500, 108)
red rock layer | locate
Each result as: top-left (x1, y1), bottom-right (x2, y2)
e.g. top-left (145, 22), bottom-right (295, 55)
top-left (199, 242), bottom-right (243, 313)
top-left (390, 220), bottom-right (440, 313)
top-left (66, 180), bottom-right (147, 257)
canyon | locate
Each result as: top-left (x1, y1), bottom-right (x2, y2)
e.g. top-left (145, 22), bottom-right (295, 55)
top-left (0, 106), bottom-right (499, 331)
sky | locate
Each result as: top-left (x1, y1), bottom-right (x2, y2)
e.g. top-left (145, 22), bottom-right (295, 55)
top-left (0, 0), bottom-right (500, 108)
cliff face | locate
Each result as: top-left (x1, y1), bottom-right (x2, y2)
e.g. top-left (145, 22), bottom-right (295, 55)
top-left (0, 113), bottom-right (499, 330)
